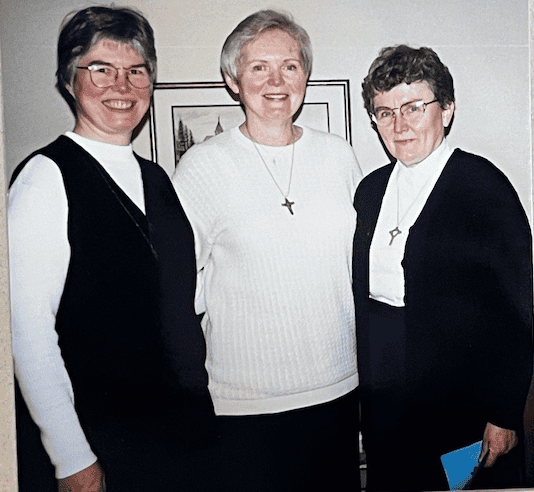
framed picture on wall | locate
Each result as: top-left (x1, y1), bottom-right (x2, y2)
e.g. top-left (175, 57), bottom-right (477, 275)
top-left (144, 79), bottom-right (352, 174)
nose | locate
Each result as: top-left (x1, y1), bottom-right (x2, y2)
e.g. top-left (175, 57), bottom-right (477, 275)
top-left (393, 111), bottom-right (408, 133)
top-left (113, 69), bottom-right (130, 92)
top-left (268, 69), bottom-right (283, 87)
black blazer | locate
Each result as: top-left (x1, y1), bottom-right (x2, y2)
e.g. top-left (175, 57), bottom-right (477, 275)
top-left (353, 149), bottom-right (533, 449)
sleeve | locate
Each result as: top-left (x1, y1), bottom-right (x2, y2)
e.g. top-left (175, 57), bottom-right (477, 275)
top-left (8, 155), bottom-right (98, 478)
top-left (444, 158), bottom-right (533, 432)
top-left (483, 171), bottom-right (533, 431)
top-left (328, 132), bottom-right (364, 197)
top-left (171, 146), bottom-right (218, 316)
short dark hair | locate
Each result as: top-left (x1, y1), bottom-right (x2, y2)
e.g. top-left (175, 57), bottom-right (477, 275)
top-left (362, 45), bottom-right (455, 119)
top-left (220, 9), bottom-right (313, 83)
top-left (56, 6), bottom-right (157, 113)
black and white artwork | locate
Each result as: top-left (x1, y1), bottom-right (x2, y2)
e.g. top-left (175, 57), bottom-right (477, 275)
top-left (146, 80), bottom-right (352, 175)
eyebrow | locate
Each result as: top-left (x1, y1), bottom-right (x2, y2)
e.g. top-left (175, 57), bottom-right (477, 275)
top-left (87, 60), bottom-right (148, 69)
top-left (247, 57), bottom-right (301, 64)
top-left (375, 99), bottom-right (422, 111)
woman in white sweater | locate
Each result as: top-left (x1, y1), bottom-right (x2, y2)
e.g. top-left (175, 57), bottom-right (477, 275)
top-left (172, 9), bottom-right (362, 491)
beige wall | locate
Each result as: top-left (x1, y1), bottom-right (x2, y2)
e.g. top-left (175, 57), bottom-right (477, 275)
top-left (0, 0), bottom-right (531, 489)
top-left (0, 0), bottom-right (531, 214)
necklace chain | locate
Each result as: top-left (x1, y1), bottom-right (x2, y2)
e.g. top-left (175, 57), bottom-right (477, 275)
top-left (388, 171), bottom-right (402, 245)
top-left (389, 165), bottom-right (435, 245)
top-left (249, 130), bottom-right (296, 215)
top-left (252, 140), bottom-right (294, 198)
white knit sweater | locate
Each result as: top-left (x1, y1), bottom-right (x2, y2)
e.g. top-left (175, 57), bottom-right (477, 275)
top-left (172, 126), bottom-right (362, 415)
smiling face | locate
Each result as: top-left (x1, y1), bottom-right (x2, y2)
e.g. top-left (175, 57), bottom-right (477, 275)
top-left (373, 81), bottom-right (454, 166)
top-left (225, 28), bottom-right (308, 128)
top-left (71, 38), bottom-right (151, 145)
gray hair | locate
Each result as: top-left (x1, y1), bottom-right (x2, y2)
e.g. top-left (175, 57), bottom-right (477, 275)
top-left (220, 9), bottom-right (313, 82)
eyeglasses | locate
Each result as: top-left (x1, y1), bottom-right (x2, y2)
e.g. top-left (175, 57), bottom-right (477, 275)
top-left (372, 99), bottom-right (439, 126)
top-left (77, 64), bottom-right (151, 89)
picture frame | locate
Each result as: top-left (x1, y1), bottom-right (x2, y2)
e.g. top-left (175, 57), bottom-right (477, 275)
top-left (138, 79), bottom-right (352, 176)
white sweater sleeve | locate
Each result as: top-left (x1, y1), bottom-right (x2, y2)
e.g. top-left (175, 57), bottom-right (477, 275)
top-left (9, 155), bottom-right (97, 479)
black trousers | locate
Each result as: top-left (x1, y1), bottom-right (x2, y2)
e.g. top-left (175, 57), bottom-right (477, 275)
top-left (209, 389), bottom-right (361, 492)
top-left (17, 386), bottom-right (359, 491)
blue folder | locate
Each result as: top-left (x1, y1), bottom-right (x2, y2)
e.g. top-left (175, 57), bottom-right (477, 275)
top-left (440, 441), bottom-right (484, 490)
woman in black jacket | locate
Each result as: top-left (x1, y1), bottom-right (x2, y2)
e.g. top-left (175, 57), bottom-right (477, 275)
top-left (354, 44), bottom-right (533, 491)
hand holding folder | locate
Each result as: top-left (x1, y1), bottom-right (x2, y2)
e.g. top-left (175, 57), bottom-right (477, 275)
top-left (441, 422), bottom-right (518, 490)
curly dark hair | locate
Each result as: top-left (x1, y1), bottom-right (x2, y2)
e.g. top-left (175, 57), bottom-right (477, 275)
top-left (362, 45), bottom-right (455, 122)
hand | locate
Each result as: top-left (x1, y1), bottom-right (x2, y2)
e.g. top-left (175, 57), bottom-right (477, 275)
top-left (481, 422), bottom-right (518, 467)
top-left (58, 461), bottom-right (106, 492)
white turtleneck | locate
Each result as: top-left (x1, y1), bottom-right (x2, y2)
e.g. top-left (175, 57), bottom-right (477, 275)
top-left (369, 139), bottom-right (454, 306)
top-left (8, 132), bottom-right (144, 478)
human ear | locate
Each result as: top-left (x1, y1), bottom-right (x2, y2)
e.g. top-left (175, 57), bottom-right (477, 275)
top-left (442, 102), bottom-right (455, 127)
top-left (223, 73), bottom-right (240, 95)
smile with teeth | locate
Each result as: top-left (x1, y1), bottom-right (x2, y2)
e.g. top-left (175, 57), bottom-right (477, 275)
top-left (103, 100), bottom-right (135, 110)
top-left (264, 94), bottom-right (288, 100)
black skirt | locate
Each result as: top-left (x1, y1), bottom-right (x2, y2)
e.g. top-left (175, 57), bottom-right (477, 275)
top-left (360, 299), bottom-right (524, 492)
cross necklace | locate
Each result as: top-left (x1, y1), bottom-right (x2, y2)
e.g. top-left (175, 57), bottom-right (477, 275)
top-left (251, 137), bottom-right (296, 215)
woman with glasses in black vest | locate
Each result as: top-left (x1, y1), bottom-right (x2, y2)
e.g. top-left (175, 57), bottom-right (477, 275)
top-left (9, 6), bottom-right (214, 491)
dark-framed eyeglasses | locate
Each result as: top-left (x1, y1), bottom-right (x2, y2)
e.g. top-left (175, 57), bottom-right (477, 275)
top-left (372, 99), bottom-right (439, 126)
top-left (77, 64), bottom-right (151, 89)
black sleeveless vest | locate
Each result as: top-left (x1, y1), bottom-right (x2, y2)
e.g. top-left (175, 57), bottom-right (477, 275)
top-left (11, 136), bottom-right (212, 425)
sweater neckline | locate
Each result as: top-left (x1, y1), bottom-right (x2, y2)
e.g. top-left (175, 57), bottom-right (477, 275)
top-left (234, 125), bottom-right (307, 150)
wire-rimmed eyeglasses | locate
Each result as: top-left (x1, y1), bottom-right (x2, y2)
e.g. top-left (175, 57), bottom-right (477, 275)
top-left (77, 64), bottom-right (151, 89)
top-left (372, 99), bottom-right (439, 126)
